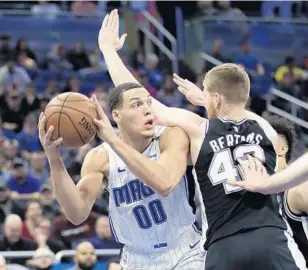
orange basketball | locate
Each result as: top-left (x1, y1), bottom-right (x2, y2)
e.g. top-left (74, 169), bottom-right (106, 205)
top-left (44, 92), bottom-right (98, 148)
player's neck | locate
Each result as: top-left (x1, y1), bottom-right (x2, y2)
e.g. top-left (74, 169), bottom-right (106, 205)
top-left (119, 132), bottom-right (153, 153)
top-left (218, 104), bottom-right (246, 121)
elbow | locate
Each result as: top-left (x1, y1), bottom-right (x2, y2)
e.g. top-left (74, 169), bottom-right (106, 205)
top-left (68, 215), bottom-right (87, 226)
top-left (157, 179), bottom-right (175, 197)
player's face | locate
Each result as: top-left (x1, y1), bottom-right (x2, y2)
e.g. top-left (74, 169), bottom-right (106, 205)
top-left (115, 88), bottom-right (155, 138)
top-left (274, 135), bottom-right (288, 172)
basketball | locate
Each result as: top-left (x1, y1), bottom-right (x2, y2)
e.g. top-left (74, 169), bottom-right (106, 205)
top-left (44, 92), bottom-right (98, 149)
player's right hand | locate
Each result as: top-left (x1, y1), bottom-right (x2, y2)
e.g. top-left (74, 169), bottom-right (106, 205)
top-left (38, 113), bottom-right (63, 160)
top-left (173, 73), bottom-right (205, 107)
top-left (98, 9), bottom-right (127, 52)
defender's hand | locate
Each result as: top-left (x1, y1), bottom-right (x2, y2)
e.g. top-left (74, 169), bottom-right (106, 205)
top-left (173, 73), bottom-right (205, 107)
top-left (92, 95), bottom-right (118, 144)
top-left (98, 9), bottom-right (127, 52)
top-left (38, 113), bottom-right (63, 161)
top-left (228, 155), bottom-right (270, 194)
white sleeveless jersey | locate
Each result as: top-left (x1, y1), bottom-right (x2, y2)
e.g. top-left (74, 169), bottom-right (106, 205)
top-left (103, 126), bottom-right (201, 258)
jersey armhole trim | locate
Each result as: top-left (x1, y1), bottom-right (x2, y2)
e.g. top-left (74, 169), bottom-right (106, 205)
top-left (284, 190), bottom-right (303, 222)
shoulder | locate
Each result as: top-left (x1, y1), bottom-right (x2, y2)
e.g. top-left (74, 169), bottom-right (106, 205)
top-left (159, 126), bottom-right (190, 151)
top-left (82, 145), bottom-right (109, 175)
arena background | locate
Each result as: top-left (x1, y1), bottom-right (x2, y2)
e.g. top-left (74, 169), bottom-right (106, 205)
top-left (0, 1), bottom-right (307, 269)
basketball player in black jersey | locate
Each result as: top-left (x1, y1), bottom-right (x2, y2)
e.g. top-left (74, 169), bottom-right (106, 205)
top-left (265, 116), bottom-right (308, 266)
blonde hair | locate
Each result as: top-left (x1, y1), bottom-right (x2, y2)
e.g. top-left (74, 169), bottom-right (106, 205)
top-left (204, 63), bottom-right (250, 103)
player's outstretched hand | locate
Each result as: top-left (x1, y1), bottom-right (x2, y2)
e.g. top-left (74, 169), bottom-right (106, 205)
top-left (98, 9), bottom-right (127, 52)
top-left (92, 95), bottom-right (118, 144)
top-left (173, 73), bottom-right (205, 107)
top-left (38, 113), bottom-right (63, 160)
top-left (227, 155), bottom-right (270, 194)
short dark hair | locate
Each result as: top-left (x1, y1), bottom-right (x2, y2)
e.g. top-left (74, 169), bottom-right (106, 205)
top-left (108, 82), bottom-right (143, 111)
top-left (267, 115), bottom-right (297, 162)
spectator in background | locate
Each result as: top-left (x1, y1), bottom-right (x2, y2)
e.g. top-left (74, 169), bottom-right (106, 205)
top-left (0, 90), bottom-right (30, 135)
top-left (206, 40), bottom-right (231, 71)
top-left (234, 40), bottom-right (264, 75)
top-left (0, 54), bottom-right (31, 93)
top-left (15, 38), bottom-right (37, 63)
top-left (53, 207), bottom-right (99, 249)
top-left (43, 43), bottom-right (72, 71)
top-left (135, 69), bottom-right (157, 98)
top-left (67, 42), bottom-right (91, 71)
top-left (38, 96), bottom-right (51, 115)
top-left (16, 113), bottom-right (41, 159)
top-left (157, 74), bottom-right (183, 107)
top-left (29, 152), bottom-right (48, 183)
top-left (197, 0), bottom-right (217, 16)
top-left (275, 56), bottom-right (303, 85)
top-left (140, 53), bottom-right (163, 89)
top-left (89, 216), bottom-right (123, 249)
top-left (22, 201), bottom-right (42, 241)
top-left (0, 35), bottom-right (13, 66)
top-left (31, 0), bottom-right (61, 19)
top-left (216, 0), bottom-right (246, 17)
top-left (24, 83), bottom-right (40, 112)
top-left (1, 140), bottom-right (19, 168)
top-left (39, 184), bottom-right (59, 220)
top-left (62, 76), bottom-right (81, 93)
top-left (0, 214), bottom-right (36, 265)
top-left (0, 175), bottom-right (25, 224)
top-left (33, 218), bottom-right (65, 254)
top-left (26, 247), bottom-right (55, 270)
top-left (44, 80), bottom-right (59, 96)
top-left (7, 158), bottom-right (42, 199)
top-left (71, 1), bottom-right (97, 17)
top-left (69, 241), bottom-right (97, 270)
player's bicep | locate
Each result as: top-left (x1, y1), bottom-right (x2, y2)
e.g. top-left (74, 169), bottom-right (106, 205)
top-left (77, 148), bottom-right (108, 210)
top-left (157, 127), bottom-right (190, 186)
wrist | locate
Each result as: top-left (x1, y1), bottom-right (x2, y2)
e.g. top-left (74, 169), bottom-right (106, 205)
top-left (108, 136), bottom-right (122, 148)
top-left (47, 154), bottom-right (62, 165)
top-left (101, 45), bottom-right (116, 54)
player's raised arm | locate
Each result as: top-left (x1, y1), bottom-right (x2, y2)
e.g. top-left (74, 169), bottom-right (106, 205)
top-left (38, 114), bottom-right (106, 225)
top-left (93, 96), bottom-right (189, 196)
top-left (229, 153), bottom-right (308, 194)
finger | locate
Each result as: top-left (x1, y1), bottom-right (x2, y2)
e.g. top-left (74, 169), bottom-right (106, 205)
top-left (247, 155), bottom-right (257, 172)
top-left (38, 115), bottom-right (46, 139)
top-left (177, 86), bottom-right (187, 95)
top-left (227, 179), bottom-right (246, 188)
top-left (93, 118), bottom-right (102, 127)
top-left (254, 157), bottom-right (263, 173)
top-left (45, 126), bottom-right (54, 144)
top-left (108, 9), bottom-right (116, 28)
top-left (173, 74), bottom-right (187, 88)
top-left (112, 9), bottom-right (119, 30)
top-left (119, 33), bottom-right (127, 44)
top-left (173, 73), bottom-right (186, 83)
top-left (238, 157), bottom-right (250, 172)
top-left (52, 137), bottom-right (63, 147)
top-left (93, 95), bottom-right (107, 120)
top-left (101, 14), bottom-right (109, 29)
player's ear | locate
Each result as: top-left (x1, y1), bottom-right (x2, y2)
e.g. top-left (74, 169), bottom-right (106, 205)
top-left (112, 110), bottom-right (121, 122)
top-left (280, 144), bottom-right (289, 157)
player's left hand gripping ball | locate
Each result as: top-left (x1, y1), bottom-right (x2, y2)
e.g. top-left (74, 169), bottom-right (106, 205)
top-left (92, 95), bottom-right (118, 144)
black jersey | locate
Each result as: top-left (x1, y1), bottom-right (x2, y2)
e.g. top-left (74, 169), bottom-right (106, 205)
top-left (194, 118), bottom-right (287, 249)
top-left (283, 191), bottom-right (308, 267)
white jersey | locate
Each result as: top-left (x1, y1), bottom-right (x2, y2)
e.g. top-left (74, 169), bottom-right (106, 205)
top-left (104, 126), bottom-right (204, 269)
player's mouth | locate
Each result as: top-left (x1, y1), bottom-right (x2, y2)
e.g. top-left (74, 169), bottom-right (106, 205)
top-left (145, 119), bottom-right (154, 129)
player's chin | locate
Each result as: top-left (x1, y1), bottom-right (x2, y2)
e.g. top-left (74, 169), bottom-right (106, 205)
top-left (141, 127), bottom-right (155, 138)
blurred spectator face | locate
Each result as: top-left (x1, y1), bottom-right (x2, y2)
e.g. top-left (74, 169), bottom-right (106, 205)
top-left (6, 92), bottom-right (21, 111)
top-left (46, 80), bottom-right (58, 95)
top-left (26, 201), bottom-right (42, 221)
top-left (163, 75), bottom-right (175, 93)
top-left (0, 255), bottom-right (7, 270)
top-left (3, 139), bottom-right (19, 160)
top-left (74, 42), bottom-right (84, 54)
top-left (213, 40), bottom-right (223, 53)
top-left (18, 39), bottom-right (28, 50)
top-left (40, 187), bottom-right (54, 206)
top-left (25, 83), bottom-right (36, 97)
top-left (145, 53), bottom-right (158, 70)
top-left (38, 219), bottom-right (51, 238)
top-left (75, 242), bottom-right (97, 270)
top-left (12, 165), bottom-right (27, 181)
top-left (68, 77), bottom-right (81, 92)
top-left (31, 152), bottom-right (46, 171)
top-left (23, 113), bottom-right (37, 134)
top-left (240, 42), bottom-right (249, 54)
top-left (4, 215), bottom-right (22, 243)
top-left (95, 216), bottom-right (111, 239)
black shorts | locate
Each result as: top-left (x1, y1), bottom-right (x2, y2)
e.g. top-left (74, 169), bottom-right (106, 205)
top-left (204, 227), bottom-right (306, 270)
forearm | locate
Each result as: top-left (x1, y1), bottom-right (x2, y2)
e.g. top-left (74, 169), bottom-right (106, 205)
top-left (109, 138), bottom-right (172, 195)
top-left (48, 157), bottom-right (90, 224)
top-left (101, 46), bottom-right (139, 86)
top-left (266, 153), bottom-right (308, 194)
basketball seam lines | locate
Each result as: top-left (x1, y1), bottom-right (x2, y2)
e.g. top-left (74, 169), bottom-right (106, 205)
top-left (60, 112), bottom-right (86, 145)
top-left (59, 93), bottom-right (73, 140)
top-left (44, 105), bottom-right (95, 121)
